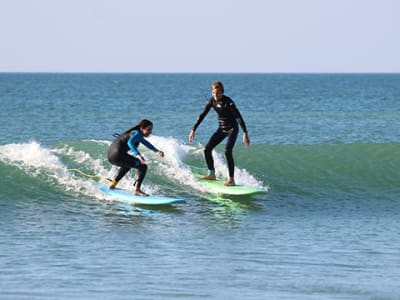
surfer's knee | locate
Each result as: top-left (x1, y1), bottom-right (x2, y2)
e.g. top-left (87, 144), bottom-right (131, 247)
top-left (137, 163), bottom-right (148, 175)
top-left (138, 163), bottom-right (147, 171)
top-left (224, 148), bottom-right (233, 157)
top-left (204, 145), bottom-right (213, 155)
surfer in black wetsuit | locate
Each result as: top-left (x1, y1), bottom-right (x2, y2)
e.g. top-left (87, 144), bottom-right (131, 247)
top-left (188, 81), bottom-right (250, 186)
top-left (107, 119), bottom-right (164, 196)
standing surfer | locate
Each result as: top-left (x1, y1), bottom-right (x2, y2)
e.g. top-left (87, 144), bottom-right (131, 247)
top-left (188, 81), bottom-right (250, 186)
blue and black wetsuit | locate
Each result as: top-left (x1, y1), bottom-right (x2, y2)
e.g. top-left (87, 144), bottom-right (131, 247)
top-left (192, 95), bottom-right (248, 177)
top-left (107, 130), bottom-right (159, 187)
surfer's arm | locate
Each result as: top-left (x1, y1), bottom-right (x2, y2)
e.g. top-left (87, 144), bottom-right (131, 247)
top-left (192, 99), bottom-right (212, 132)
top-left (127, 131), bottom-right (141, 156)
top-left (140, 138), bottom-right (159, 153)
top-left (229, 101), bottom-right (250, 147)
top-left (229, 101), bottom-right (248, 134)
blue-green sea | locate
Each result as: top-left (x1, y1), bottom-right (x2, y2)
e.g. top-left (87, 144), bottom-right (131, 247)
top-left (1, 73), bottom-right (400, 299)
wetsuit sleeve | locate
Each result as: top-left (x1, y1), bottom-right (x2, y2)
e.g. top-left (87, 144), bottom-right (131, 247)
top-left (140, 138), bottom-right (159, 153)
top-left (192, 99), bottom-right (213, 131)
top-left (127, 131), bottom-right (141, 156)
top-left (229, 101), bottom-right (248, 133)
top-left (127, 131), bottom-right (159, 155)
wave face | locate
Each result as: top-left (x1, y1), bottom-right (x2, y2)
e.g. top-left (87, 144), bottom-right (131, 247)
top-left (0, 138), bottom-right (266, 201)
top-left (1, 138), bottom-right (398, 202)
top-left (244, 142), bottom-right (400, 199)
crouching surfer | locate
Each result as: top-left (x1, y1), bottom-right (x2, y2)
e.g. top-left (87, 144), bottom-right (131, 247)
top-left (107, 119), bottom-right (164, 196)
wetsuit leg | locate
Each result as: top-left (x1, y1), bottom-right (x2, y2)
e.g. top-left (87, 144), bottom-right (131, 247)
top-left (115, 167), bottom-right (131, 182)
top-left (134, 164), bottom-right (148, 189)
top-left (108, 149), bottom-right (141, 184)
top-left (225, 127), bottom-right (238, 178)
top-left (204, 128), bottom-right (226, 172)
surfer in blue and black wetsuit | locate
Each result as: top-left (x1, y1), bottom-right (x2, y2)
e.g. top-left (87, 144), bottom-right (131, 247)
top-left (188, 81), bottom-right (250, 186)
top-left (107, 119), bottom-right (164, 196)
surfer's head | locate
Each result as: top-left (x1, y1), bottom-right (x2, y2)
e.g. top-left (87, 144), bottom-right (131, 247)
top-left (212, 81), bottom-right (224, 101)
top-left (137, 119), bottom-right (153, 137)
top-left (124, 119), bottom-right (153, 136)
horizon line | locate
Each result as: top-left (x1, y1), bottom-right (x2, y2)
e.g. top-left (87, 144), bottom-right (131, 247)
top-left (1, 71), bottom-right (400, 75)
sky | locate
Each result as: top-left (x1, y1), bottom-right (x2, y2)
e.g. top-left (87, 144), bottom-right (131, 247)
top-left (0, 0), bottom-right (399, 73)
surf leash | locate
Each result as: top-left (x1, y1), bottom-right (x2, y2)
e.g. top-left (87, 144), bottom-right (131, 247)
top-left (66, 168), bottom-right (112, 182)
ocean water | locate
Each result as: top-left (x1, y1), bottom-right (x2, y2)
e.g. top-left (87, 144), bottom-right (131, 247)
top-left (0, 73), bottom-right (400, 299)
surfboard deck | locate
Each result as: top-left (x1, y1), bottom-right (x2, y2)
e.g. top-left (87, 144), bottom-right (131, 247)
top-left (97, 185), bottom-right (186, 205)
top-left (195, 174), bottom-right (267, 195)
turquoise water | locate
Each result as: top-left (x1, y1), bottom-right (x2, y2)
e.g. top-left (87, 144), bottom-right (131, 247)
top-left (1, 73), bottom-right (400, 299)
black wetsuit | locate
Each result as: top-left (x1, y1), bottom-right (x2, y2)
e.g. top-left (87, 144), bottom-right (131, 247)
top-left (192, 95), bottom-right (247, 177)
top-left (107, 130), bottom-right (158, 187)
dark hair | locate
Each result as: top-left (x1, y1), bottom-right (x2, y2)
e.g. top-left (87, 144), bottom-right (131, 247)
top-left (212, 81), bottom-right (224, 92)
top-left (123, 119), bottom-right (153, 134)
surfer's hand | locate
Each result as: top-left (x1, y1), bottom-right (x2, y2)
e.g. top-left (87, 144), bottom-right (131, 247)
top-left (189, 130), bottom-right (195, 143)
top-left (157, 151), bottom-right (164, 158)
top-left (243, 132), bottom-right (250, 147)
top-left (139, 155), bottom-right (146, 164)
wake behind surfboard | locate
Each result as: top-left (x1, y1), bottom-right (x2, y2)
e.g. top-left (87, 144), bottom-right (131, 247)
top-left (97, 185), bottom-right (186, 205)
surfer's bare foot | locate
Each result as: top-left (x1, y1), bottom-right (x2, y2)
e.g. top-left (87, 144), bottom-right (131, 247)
top-left (224, 177), bottom-right (235, 186)
top-left (109, 179), bottom-right (117, 189)
top-left (201, 173), bottom-right (216, 180)
top-left (134, 190), bottom-right (149, 197)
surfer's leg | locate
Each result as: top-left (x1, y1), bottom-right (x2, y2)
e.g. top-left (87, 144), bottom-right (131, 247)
top-left (204, 128), bottom-right (225, 178)
top-left (114, 167), bottom-right (130, 182)
top-left (109, 153), bottom-right (138, 188)
top-left (133, 163), bottom-right (148, 196)
top-left (224, 127), bottom-right (238, 185)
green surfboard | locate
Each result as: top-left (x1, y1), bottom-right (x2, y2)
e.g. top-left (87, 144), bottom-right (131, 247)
top-left (195, 174), bottom-right (267, 195)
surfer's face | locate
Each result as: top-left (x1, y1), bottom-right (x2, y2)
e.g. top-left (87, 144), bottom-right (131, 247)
top-left (141, 125), bottom-right (153, 137)
top-left (212, 88), bottom-right (224, 101)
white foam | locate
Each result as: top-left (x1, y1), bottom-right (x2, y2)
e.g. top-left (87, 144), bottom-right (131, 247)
top-left (0, 141), bottom-right (63, 171)
top-left (52, 143), bottom-right (160, 196)
top-left (148, 135), bottom-right (267, 190)
top-left (0, 142), bottom-right (115, 200)
top-left (147, 135), bottom-right (206, 191)
top-left (0, 137), bottom-right (267, 200)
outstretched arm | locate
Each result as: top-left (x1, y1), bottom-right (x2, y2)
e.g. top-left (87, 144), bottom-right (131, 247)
top-left (141, 138), bottom-right (164, 158)
top-left (140, 138), bottom-right (160, 155)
